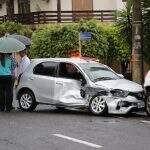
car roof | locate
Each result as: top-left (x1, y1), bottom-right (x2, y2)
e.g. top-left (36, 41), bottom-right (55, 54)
top-left (31, 58), bottom-right (100, 65)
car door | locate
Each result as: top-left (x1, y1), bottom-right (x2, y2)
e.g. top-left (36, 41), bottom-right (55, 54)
top-left (31, 61), bottom-right (58, 103)
top-left (54, 62), bottom-right (85, 106)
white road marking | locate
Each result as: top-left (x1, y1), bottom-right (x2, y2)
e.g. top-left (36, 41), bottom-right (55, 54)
top-left (53, 134), bottom-right (103, 149)
top-left (141, 120), bottom-right (150, 124)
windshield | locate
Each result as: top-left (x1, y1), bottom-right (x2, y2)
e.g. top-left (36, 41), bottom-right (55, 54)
top-left (79, 63), bottom-right (121, 82)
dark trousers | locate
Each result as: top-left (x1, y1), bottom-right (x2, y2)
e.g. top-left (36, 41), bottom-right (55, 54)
top-left (0, 76), bottom-right (13, 110)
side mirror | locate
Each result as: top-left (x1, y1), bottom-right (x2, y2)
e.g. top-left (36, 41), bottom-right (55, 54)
top-left (117, 74), bottom-right (124, 78)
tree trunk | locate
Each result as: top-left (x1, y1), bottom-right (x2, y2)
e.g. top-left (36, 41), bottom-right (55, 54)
top-left (57, 0), bottom-right (61, 23)
top-left (132, 0), bottom-right (144, 84)
top-left (6, 0), bottom-right (14, 21)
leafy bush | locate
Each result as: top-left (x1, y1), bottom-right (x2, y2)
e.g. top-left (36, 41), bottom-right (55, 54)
top-left (30, 20), bottom-right (130, 72)
top-left (31, 23), bottom-right (79, 58)
top-left (0, 21), bottom-right (33, 37)
top-left (31, 20), bottom-right (109, 60)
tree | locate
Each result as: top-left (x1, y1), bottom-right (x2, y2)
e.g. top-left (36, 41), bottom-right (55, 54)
top-left (132, 0), bottom-right (143, 84)
top-left (143, 0), bottom-right (150, 63)
top-left (116, 0), bottom-right (133, 77)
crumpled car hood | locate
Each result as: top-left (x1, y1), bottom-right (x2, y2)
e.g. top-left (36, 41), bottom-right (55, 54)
top-left (95, 79), bottom-right (143, 92)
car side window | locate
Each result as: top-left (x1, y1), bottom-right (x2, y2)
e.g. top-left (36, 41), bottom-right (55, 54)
top-left (33, 62), bottom-right (58, 77)
top-left (58, 62), bottom-right (84, 81)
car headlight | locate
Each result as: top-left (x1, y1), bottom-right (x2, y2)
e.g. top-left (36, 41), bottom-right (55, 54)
top-left (110, 89), bottom-right (129, 98)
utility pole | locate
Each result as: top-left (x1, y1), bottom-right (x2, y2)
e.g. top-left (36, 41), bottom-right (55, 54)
top-left (132, 0), bottom-right (144, 84)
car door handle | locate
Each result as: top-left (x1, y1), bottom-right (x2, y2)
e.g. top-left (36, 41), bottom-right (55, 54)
top-left (56, 81), bottom-right (63, 85)
top-left (29, 77), bottom-right (34, 80)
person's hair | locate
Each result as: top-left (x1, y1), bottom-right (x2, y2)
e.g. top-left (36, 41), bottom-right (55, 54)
top-left (0, 53), bottom-right (5, 67)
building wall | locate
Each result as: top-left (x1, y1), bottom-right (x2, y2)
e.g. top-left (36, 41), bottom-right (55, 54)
top-left (60, 0), bottom-right (124, 11)
top-left (93, 0), bottom-right (117, 10)
top-left (30, 0), bottom-right (52, 12)
top-left (0, 0), bottom-right (125, 16)
top-left (0, 2), bottom-right (6, 16)
top-left (14, 0), bottom-right (18, 14)
top-left (61, 0), bottom-right (72, 11)
top-left (117, 0), bottom-right (125, 10)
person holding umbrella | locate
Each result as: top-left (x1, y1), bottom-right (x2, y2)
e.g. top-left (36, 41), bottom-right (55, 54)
top-left (0, 37), bottom-right (26, 112)
top-left (0, 53), bottom-right (14, 112)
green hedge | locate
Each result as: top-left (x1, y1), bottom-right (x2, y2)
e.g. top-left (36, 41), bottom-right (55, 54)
top-left (30, 20), bottom-right (130, 66)
top-left (0, 21), bottom-right (33, 37)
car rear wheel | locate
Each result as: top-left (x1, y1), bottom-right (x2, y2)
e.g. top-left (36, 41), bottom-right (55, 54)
top-left (18, 90), bottom-right (37, 112)
top-left (146, 95), bottom-right (150, 116)
top-left (89, 94), bottom-right (108, 116)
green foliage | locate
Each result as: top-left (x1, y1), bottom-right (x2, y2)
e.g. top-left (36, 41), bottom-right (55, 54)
top-left (31, 20), bottom-right (130, 67)
top-left (0, 21), bottom-right (33, 37)
top-left (116, 1), bottom-right (132, 51)
top-left (31, 23), bottom-right (79, 58)
top-left (143, 0), bottom-right (150, 63)
top-left (104, 25), bottom-right (130, 65)
top-left (78, 20), bottom-right (108, 59)
top-left (31, 20), bottom-right (109, 60)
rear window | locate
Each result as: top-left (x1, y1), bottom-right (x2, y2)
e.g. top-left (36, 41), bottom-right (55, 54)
top-left (33, 62), bottom-right (58, 77)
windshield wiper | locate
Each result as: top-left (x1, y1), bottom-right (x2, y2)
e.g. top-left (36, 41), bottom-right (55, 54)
top-left (94, 77), bottom-right (115, 82)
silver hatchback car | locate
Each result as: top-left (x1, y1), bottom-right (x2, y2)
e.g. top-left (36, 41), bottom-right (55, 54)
top-left (17, 58), bottom-right (145, 115)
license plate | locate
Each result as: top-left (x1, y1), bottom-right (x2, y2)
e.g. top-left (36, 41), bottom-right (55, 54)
top-left (138, 101), bottom-right (145, 108)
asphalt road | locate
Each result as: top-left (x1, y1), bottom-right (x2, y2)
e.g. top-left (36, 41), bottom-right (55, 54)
top-left (0, 104), bottom-right (150, 150)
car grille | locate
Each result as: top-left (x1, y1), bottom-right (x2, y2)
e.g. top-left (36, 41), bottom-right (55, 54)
top-left (128, 91), bottom-right (144, 100)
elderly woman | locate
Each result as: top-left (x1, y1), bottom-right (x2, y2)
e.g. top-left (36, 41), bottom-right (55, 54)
top-left (0, 53), bottom-right (14, 112)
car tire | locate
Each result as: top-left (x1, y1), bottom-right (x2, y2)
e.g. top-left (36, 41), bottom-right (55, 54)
top-left (18, 90), bottom-right (37, 112)
top-left (146, 95), bottom-right (150, 116)
top-left (89, 94), bottom-right (108, 116)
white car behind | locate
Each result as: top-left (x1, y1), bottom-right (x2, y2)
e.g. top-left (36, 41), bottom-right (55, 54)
top-left (144, 70), bottom-right (150, 116)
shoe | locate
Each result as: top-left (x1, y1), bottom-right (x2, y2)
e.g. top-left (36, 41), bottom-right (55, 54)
top-left (5, 106), bottom-right (15, 112)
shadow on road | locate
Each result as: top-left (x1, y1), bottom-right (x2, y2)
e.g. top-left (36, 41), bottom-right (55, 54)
top-left (13, 106), bottom-right (149, 120)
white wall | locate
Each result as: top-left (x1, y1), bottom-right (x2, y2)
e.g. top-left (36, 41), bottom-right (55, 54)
top-left (61, 0), bottom-right (72, 11)
top-left (117, 0), bottom-right (125, 10)
top-left (60, 0), bottom-right (122, 11)
top-left (93, 0), bottom-right (117, 10)
top-left (30, 0), bottom-right (51, 12)
top-left (50, 0), bottom-right (57, 11)
top-left (49, 0), bottom-right (72, 11)
top-left (14, 0), bottom-right (18, 14)
top-left (0, 0), bottom-right (125, 16)
top-left (0, 3), bottom-right (6, 16)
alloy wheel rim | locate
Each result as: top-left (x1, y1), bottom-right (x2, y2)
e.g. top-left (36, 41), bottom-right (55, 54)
top-left (91, 96), bottom-right (105, 113)
top-left (147, 96), bottom-right (150, 114)
top-left (20, 93), bottom-right (32, 109)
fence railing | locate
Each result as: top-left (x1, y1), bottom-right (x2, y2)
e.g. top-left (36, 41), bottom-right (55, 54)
top-left (0, 10), bottom-right (117, 24)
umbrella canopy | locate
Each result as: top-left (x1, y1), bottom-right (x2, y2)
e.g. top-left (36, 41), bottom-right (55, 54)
top-left (8, 34), bottom-right (31, 46)
top-left (0, 37), bottom-right (26, 53)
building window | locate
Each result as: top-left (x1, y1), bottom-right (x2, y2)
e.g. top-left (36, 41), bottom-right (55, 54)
top-left (0, 3), bottom-right (2, 9)
top-left (18, 0), bottom-right (30, 14)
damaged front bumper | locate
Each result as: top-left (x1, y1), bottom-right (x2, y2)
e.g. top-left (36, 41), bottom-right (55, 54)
top-left (106, 95), bottom-right (145, 114)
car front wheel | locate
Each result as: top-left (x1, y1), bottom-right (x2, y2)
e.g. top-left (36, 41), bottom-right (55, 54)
top-left (89, 94), bottom-right (108, 116)
top-left (18, 90), bottom-right (37, 112)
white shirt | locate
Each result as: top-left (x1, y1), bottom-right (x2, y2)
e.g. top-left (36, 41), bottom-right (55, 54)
top-left (18, 55), bottom-right (30, 76)
top-left (144, 71), bottom-right (150, 87)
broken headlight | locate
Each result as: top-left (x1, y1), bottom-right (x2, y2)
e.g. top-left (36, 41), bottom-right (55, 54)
top-left (110, 89), bottom-right (129, 98)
